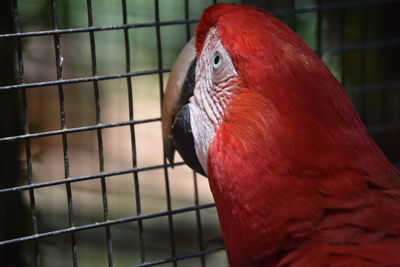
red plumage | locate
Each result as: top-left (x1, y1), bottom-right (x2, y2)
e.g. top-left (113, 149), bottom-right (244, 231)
top-left (195, 4), bottom-right (400, 266)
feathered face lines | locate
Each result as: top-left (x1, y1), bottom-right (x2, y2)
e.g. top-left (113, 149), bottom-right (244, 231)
top-left (188, 27), bottom-right (240, 173)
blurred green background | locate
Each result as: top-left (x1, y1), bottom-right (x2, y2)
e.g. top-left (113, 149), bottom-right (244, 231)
top-left (0, 0), bottom-right (399, 267)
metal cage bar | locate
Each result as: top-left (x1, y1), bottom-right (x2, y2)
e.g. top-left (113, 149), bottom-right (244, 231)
top-left (154, 0), bottom-right (178, 265)
top-left (49, 0), bottom-right (79, 266)
top-left (0, 203), bottom-right (216, 247)
top-left (120, 0), bottom-right (147, 263)
top-left (183, 1), bottom-right (207, 266)
top-left (85, 0), bottom-right (114, 266)
top-left (10, 0), bottom-right (41, 266)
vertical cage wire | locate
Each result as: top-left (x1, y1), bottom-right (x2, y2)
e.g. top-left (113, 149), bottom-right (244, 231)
top-left (85, 0), bottom-right (114, 266)
top-left (50, 0), bottom-right (79, 265)
top-left (154, 0), bottom-right (178, 266)
top-left (316, 0), bottom-right (323, 58)
top-left (120, 0), bottom-right (147, 263)
top-left (10, 0), bottom-right (41, 266)
top-left (183, 1), bottom-right (207, 266)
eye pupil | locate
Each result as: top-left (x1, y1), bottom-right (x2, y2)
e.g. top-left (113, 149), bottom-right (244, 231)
top-left (214, 55), bottom-right (220, 65)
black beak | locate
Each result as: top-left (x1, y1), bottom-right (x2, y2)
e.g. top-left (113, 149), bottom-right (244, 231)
top-left (161, 38), bottom-right (207, 176)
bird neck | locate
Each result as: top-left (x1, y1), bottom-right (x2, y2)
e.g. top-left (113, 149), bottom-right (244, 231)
top-left (207, 88), bottom-right (399, 265)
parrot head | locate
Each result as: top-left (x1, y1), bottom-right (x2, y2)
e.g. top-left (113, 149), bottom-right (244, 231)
top-left (162, 3), bottom-right (378, 177)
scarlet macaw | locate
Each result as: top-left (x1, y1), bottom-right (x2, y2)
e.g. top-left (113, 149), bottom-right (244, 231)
top-left (162, 3), bottom-right (400, 266)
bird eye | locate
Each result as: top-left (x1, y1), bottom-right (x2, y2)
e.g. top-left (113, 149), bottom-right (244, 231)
top-left (212, 52), bottom-right (222, 70)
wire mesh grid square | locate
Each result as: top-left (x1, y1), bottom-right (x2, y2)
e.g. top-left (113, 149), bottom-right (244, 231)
top-left (0, 0), bottom-right (399, 267)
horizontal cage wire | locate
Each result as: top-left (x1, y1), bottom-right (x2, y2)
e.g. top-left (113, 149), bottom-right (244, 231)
top-left (0, 0), bottom-right (399, 267)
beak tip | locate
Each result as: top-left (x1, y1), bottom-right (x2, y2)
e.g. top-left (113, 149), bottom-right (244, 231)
top-left (164, 137), bottom-right (175, 166)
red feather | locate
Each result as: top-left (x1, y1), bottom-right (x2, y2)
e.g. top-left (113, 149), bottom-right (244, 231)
top-left (196, 3), bottom-right (400, 266)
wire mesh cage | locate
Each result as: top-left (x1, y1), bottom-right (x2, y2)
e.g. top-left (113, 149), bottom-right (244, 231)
top-left (0, 0), bottom-right (399, 267)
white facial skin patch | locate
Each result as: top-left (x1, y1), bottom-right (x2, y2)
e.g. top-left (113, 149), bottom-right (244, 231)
top-left (188, 27), bottom-right (239, 174)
